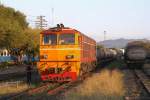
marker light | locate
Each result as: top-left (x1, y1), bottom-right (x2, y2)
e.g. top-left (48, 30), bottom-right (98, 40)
top-left (66, 55), bottom-right (74, 59)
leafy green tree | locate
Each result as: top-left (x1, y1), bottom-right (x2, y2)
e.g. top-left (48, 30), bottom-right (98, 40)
top-left (0, 5), bottom-right (42, 64)
top-left (0, 5), bottom-right (28, 63)
top-left (97, 44), bottom-right (104, 49)
top-left (24, 28), bottom-right (41, 62)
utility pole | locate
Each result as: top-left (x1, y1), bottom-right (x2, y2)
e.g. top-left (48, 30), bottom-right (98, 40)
top-left (35, 15), bottom-right (47, 29)
top-left (51, 8), bottom-right (54, 26)
top-left (104, 31), bottom-right (106, 41)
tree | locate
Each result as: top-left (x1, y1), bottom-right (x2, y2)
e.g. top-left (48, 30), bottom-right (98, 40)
top-left (97, 44), bottom-right (104, 49)
top-left (0, 5), bottom-right (42, 64)
top-left (0, 5), bottom-right (28, 48)
top-left (24, 28), bottom-right (41, 62)
top-left (0, 5), bottom-right (28, 63)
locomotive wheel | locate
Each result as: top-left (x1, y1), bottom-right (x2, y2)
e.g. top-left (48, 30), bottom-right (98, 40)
top-left (79, 69), bottom-right (83, 77)
top-left (83, 64), bottom-right (88, 73)
top-left (78, 68), bottom-right (84, 80)
top-left (92, 62), bottom-right (96, 70)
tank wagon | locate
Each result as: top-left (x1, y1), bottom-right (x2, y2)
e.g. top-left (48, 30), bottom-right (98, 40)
top-left (96, 47), bottom-right (117, 63)
top-left (37, 24), bottom-right (96, 82)
top-left (124, 42), bottom-right (147, 69)
top-left (114, 49), bottom-right (124, 60)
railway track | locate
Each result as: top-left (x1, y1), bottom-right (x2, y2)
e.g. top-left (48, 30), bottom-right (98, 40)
top-left (124, 68), bottom-right (150, 100)
top-left (134, 69), bottom-right (150, 95)
top-left (1, 82), bottom-right (57, 100)
top-left (4, 81), bottom-right (74, 100)
top-left (3, 72), bottom-right (92, 100)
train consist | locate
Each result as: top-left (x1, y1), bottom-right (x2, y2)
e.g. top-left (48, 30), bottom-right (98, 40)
top-left (37, 24), bottom-right (96, 82)
top-left (97, 47), bottom-right (123, 64)
top-left (37, 24), bottom-right (124, 82)
top-left (124, 42), bottom-right (147, 69)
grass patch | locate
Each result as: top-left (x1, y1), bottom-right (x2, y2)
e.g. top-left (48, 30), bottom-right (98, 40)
top-left (106, 60), bottom-right (126, 69)
top-left (65, 69), bottom-right (125, 100)
top-left (0, 83), bottom-right (28, 96)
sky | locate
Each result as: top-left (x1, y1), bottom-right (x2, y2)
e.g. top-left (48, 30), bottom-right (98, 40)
top-left (1, 0), bottom-right (150, 41)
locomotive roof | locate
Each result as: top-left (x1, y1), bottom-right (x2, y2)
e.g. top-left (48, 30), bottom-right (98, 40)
top-left (41, 26), bottom-right (80, 34)
top-left (40, 24), bottom-right (96, 42)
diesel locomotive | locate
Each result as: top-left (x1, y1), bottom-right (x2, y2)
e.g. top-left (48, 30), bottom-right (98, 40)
top-left (37, 24), bottom-right (96, 82)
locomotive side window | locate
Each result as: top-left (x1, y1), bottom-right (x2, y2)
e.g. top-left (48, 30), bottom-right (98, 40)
top-left (43, 34), bottom-right (57, 45)
top-left (59, 34), bottom-right (75, 45)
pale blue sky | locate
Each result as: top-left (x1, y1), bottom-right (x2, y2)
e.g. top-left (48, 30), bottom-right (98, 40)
top-left (2, 0), bottom-right (150, 41)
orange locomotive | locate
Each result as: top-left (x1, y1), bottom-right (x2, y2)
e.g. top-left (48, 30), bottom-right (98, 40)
top-left (37, 24), bottom-right (96, 82)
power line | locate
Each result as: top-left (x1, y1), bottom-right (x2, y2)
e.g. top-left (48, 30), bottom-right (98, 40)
top-left (35, 15), bottom-right (47, 29)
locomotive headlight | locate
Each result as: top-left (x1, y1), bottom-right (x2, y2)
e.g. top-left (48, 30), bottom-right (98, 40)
top-left (43, 54), bottom-right (48, 59)
top-left (66, 55), bottom-right (74, 59)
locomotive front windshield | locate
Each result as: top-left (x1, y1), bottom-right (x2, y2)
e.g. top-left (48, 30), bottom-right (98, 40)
top-left (43, 33), bottom-right (75, 45)
top-left (43, 34), bottom-right (57, 45)
top-left (59, 34), bottom-right (75, 45)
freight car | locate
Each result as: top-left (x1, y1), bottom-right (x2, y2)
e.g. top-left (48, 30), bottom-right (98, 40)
top-left (124, 42), bottom-right (147, 69)
top-left (96, 47), bottom-right (117, 63)
top-left (37, 24), bottom-right (96, 82)
top-left (113, 48), bottom-right (124, 60)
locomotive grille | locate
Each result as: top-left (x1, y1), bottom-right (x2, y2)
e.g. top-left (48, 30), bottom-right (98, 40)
top-left (48, 68), bottom-right (55, 74)
top-left (57, 68), bottom-right (62, 73)
top-left (48, 68), bottom-right (63, 74)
